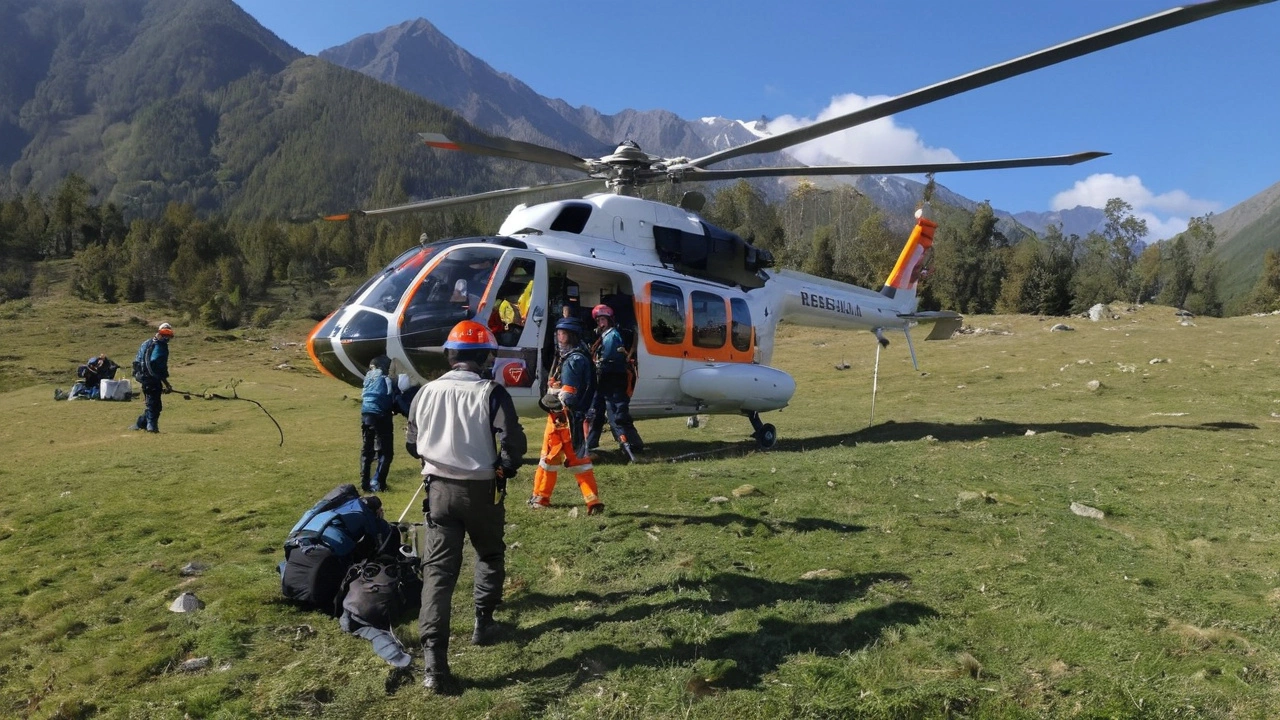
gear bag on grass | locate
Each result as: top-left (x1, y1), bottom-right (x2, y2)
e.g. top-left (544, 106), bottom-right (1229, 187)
top-left (279, 484), bottom-right (363, 614)
top-left (280, 544), bottom-right (347, 616)
top-left (338, 554), bottom-right (421, 630)
top-left (284, 484), bottom-right (361, 556)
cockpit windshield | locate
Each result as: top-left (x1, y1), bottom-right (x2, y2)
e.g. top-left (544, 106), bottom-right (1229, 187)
top-left (354, 246), bottom-right (434, 313)
top-left (399, 246), bottom-right (505, 350)
top-left (404, 247), bottom-right (503, 319)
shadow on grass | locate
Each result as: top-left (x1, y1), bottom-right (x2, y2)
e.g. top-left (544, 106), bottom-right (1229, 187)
top-left (506, 570), bottom-right (907, 633)
top-left (472, 598), bottom-right (935, 693)
top-left (639, 417), bottom-right (1259, 462)
top-left (614, 510), bottom-right (866, 535)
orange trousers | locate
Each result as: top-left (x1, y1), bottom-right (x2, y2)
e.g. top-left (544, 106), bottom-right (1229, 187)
top-left (531, 414), bottom-right (601, 508)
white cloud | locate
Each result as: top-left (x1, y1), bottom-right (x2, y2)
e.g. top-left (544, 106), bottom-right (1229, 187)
top-left (766, 93), bottom-right (960, 167)
top-left (1050, 173), bottom-right (1220, 240)
top-left (1136, 212), bottom-right (1190, 241)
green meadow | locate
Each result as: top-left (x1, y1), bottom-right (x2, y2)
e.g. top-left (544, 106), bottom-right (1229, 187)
top-left (2, 287), bottom-right (1279, 719)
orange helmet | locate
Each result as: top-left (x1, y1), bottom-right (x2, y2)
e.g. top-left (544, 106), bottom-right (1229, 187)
top-left (157, 322), bottom-right (175, 339)
top-left (443, 320), bottom-right (498, 351)
top-left (591, 304), bottom-right (614, 320)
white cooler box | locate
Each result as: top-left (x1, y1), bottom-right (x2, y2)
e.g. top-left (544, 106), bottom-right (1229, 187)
top-left (100, 378), bottom-right (131, 401)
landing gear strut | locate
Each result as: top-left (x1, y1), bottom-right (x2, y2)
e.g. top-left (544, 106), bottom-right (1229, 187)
top-left (746, 411), bottom-right (777, 449)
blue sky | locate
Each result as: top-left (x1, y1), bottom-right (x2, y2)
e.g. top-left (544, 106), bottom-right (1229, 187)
top-left (233, 0), bottom-right (1280, 239)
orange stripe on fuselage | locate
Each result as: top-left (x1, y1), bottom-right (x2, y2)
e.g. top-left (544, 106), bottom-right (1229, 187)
top-left (885, 217), bottom-right (937, 290)
top-left (307, 311), bottom-right (338, 380)
top-left (425, 141), bottom-right (461, 151)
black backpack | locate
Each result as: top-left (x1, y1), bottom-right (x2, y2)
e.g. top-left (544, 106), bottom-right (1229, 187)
top-left (279, 484), bottom-right (363, 614)
top-left (280, 544), bottom-right (349, 616)
top-left (340, 554), bottom-right (422, 629)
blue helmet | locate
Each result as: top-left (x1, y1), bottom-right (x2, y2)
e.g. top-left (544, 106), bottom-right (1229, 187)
top-left (555, 317), bottom-right (585, 335)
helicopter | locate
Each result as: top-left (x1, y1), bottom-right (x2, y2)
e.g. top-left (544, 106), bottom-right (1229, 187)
top-left (309, 0), bottom-right (1272, 450)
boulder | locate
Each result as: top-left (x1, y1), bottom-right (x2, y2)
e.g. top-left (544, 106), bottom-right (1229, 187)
top-left (1070, 502), bottom-right (1105, 520)
top-left (169, 592), bottom-right (204, 613)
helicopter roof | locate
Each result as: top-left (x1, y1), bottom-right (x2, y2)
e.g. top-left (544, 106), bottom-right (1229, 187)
top-left (499, 193), bottom-right (698, 259)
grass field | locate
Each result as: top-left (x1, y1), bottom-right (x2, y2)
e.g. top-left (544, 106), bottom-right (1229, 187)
top-left (2, 291), bottom-right (1279, 719)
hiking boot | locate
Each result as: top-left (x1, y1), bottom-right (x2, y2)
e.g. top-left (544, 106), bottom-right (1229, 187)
top-left (472, 610), bottom-right (499, 646)
top-left (53, 388), bottom-right (66, 401)
top-left (527, 496), bottom-right (549, 510)
top-left (422, 649), bottom-right (452, 693)
top-left (587, 502), bottom-right (605, 516)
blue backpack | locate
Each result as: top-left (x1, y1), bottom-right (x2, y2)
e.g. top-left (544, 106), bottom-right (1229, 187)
top-left (132, 339), bottom-right (155, 381)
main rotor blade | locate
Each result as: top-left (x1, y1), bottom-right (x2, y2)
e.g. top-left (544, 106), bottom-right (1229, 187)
top-left (419, 132), bottom-right (593, 173)
top-left (322, 178), bottom-right (602, 221)
top-left (689, 0), bottom-right (1275, 169)
top-left (675, 152), bottom-right (1109, 182)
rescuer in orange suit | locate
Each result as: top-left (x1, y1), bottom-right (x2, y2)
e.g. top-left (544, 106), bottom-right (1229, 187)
top-left (529, 316), bottom-right (604, 515)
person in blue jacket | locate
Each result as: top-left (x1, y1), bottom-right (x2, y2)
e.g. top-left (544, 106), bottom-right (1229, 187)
top-left (360, 355), bottom-right (399, 492)
top-left (584, 304), bottom-right (644, 457)
top-left (132, 323), bottom-right (174, 432)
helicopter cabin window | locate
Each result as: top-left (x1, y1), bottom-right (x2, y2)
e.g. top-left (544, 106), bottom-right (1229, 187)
top-left (730, 298), bottom-right (752, 352)
top-left (549, 203), bottom-right (593, 234)
top-left (401, 247), bottom-right (504, 345)
top-left (489, 258), bottom-right (536, 346)
top-left (691, 291), bottom-right (727, 349)
top-left (648, 281), bottom-right (685, 345)
top-left (358, 247), bottom-right (433, 312)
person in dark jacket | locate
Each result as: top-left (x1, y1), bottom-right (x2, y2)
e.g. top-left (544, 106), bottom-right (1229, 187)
top-left (404, 320), bottom-right (526, 693)
top-left (584, 304), bottom-right (643, 457)
top-left (132, 323), bottom-right (174, 432)
top-left (360, 355), bottom-right (399, 493)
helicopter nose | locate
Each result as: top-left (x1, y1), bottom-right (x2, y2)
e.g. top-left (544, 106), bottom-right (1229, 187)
top-left (308, 310), bottom-right (388, 386)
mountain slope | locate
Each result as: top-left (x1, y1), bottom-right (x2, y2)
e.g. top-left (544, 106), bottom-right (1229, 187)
top-left (320, 19), bottom-right (794, 167)
top-left (1, 0), bottom-right (300, 192)
top-left (0, 0), bottom-right (542, 220)
top-left (1211, 181), bottom-right (1280, 305)
top-left (319, 19), bottom-right (608, 157)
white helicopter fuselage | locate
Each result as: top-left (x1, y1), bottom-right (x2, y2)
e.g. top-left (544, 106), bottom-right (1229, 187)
top-left (308, 193), bottom-right (952, 427)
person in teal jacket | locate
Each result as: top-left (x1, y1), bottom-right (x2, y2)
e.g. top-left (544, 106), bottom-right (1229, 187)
top-left (360, 356), bottom-right (399, 492)
top-left (132, 323), bottom-right (174, 432)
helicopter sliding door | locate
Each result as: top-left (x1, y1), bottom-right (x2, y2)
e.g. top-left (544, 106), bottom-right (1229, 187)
top-left (478, 249), bottom-right (548, 407)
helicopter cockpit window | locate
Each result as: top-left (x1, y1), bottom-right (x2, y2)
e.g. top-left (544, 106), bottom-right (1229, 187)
top-left (356, 247), bottom-right (433, 312)
top-left (548, 203), bottom-right (593, 234)
top-left (401, 247), bottom-right (504, 345)
top-left (691, 291), bottom-right (727, 349)
top-left (730, 298), bottom-right (753, 352)
top-left (649, 282), bottom-right (685, 345)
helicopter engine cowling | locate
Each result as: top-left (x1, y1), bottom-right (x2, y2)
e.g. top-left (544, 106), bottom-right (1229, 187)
top-left (678, 363), bottom-right (795, 413)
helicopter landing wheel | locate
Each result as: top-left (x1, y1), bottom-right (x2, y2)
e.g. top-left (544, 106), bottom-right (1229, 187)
top-left (687, 415), bottom-right (700, 429)
top-left (755, 423), bottom-right (777, 449)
